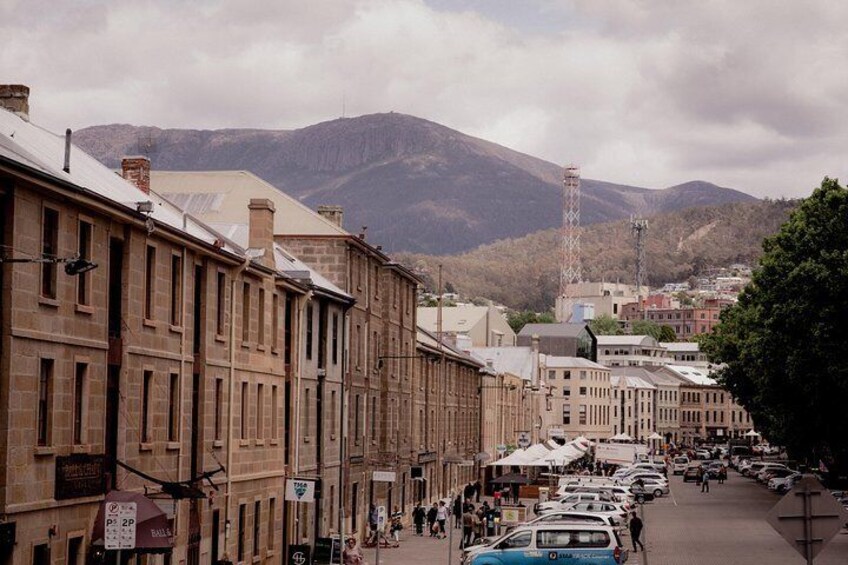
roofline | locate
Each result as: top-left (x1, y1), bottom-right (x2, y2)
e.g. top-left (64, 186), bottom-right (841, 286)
top-left (0, 156), bottom-right (246, 266)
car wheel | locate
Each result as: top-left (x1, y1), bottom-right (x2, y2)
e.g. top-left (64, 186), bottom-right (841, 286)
top-left (654, 489), bottom-right (663, 498)
top-left (636, 494), bottom-right (645, 504)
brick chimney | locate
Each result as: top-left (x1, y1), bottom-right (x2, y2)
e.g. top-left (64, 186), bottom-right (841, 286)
top-left (121, 156), bottom-right (151, 194)
top-left (0, 84), bottom-right (30, 121)
top-left (317, 205), bottom-right (344, 228)
top-left (248, 198), bottom-right (276, 268)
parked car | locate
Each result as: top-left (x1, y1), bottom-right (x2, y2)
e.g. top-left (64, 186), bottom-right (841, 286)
top-left (622, 473), bottom-right (668, 487)
top-left (769, 472), bottom-right (801, 493)
top-left (524, 511), bottom-right (617, 528)
top-left (759, 467), bottom-right (794, 484)
top-left (536, 493), bottom-right (612, 514)
top-left (638, 478), bottom-right (670, 497)
top-left (627, 484), bottom-right (656, 504)
top-left (683, 464), bottom-right (704, 482)
top-left (560, 501), bottom-right (629, 526)
top-left (694, 449), bottom-right (712, 460)
top-left (466, 524), bottom-right (628, 565)
top-left (672, 456), bottom-right (690, 475)
top-left (754, 463), bottom-right (788, 482)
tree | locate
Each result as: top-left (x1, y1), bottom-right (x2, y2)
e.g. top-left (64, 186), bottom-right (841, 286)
top-left (658, 325), bottom-right (677, 343)
top-left (507, 310), bottom-right (555, 334)
top-left (702, 178), bottom-right (848, 481)
top-left (589, 314), bottom-right (623, 336)
top-left (631, 319), bottom-right (663, 341)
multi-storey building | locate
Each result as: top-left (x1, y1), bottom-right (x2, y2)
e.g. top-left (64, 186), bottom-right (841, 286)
top-left (560, 282), bottom-right (639, 319)
top-left (596, 335), bottom-right (671, 367)
top-left (621, 298), bottom-right (734, 340)
top-left (517, 323), bottom-right (596, 360)
top-left (417, 304), bottom-right (516, 347)
top-left (540, 357), bottom-right (611, 443)
top-left (609, 375), bottom-right (656, 441)
top-left (0, 88), bottom-right (350, 565)
top-left (660, 342), bottom-right (711, 371)
top-left (414, 329), bottom-right (483, 505)
top-left (613, 367), bottom-right (680, 444)
top-left (151, 170), bottom-right (422, 539)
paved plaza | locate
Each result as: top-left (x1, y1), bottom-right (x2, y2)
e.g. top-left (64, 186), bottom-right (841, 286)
top-left (362, 471), bottom-right (848, 565)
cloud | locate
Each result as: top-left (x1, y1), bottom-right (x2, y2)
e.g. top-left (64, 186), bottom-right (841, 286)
top-left (2, 0), bottom-right (847, 197)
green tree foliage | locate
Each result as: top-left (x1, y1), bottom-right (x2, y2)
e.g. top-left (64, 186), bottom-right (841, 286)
top-left (589, 314), bottom-right (623, 335)
top-left (658, 325), bottom-right (677, 343)
top-left (702, 178), bottom-right (848, 478)
top-left (507, 310), bottom-right (555, 334)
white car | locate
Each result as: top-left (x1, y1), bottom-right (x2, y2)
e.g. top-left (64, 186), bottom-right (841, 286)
top-left (622, 472), bottom-right (668, 486)
top-left (536, 493), bottom-right (611, 514)
top-left (769, 472), bottom-right (801, 493)
top-left (561, 501), bottom-right (629, 526)
top-left (638, 478), bottom-right (670, 497)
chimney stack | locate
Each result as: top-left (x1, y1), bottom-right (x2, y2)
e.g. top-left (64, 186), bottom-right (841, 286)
top-left (0, 84), bottom-right (30, 121)
top-left (121, 156), bottom-right (151, 194)
top-left (531, 334), bottom-right (540, 388)
top-left (248, 198), bottom-right (276, 268)
top-left (317, 205), bottom-right (344, 228)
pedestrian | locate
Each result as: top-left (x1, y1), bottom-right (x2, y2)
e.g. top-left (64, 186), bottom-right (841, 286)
top-left (461, 506), bottom-right (476, 548)
top-left (453, 495), bottom-right (463, 528)
top-left (390, 506), bottom-right (403, 542)
top-left (701, 470), bottom-right (710, 493)
top-left (719, 465), bottom-right (727, 484)
top-left (436, 500), bottom-right (449, 538)
top-left (427, 503), bottom-right (438, 538)
top-left (474, 506), bottom-right (485, 541)
top-left (343, 537), bottom-right (365, 565)
top-left (474, 480), bottom-right (482, 502)
top-left (368, 504), bottom-right (379, 544)
top-left (629, 512), bottom-right (645, 553)
top-left (413, 502), bottom-right (425, 536)
top-left (511, 483), bottom-right (520, 505)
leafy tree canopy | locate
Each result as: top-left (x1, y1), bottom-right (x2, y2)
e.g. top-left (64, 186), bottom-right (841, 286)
top-left (702, 178), bottom-right (848, 478)
top-left (589, 314), bottom-right (623, 336)
top-left (507, 310), bottom-right (555, 334)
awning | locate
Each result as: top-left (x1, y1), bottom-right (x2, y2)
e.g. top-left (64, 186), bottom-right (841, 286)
top-left (92, 491), bottom-right (173, 553)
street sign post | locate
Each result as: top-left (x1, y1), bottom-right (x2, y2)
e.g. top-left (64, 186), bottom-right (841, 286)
top-left (104, 501), bottom-right (137, 564)
top-left (766, 475), bottom-right (848, 564)
top-left (517, 431), bottom-right (531, 449)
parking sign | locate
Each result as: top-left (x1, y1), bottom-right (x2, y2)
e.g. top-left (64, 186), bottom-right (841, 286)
top-left (104, 502), bottom-right (137, 550)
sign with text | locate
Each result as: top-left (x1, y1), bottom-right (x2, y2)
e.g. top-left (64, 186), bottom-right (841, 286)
top-left (499, 505), bottom-right (527, 526)
top-left (55, 454), bottom-right (107, 500)
top-left (372, 471), bottom-right (397, 483)
top-left (104, 501), bottom-right (136, 550)
top-left (285, 479), bottom-right (316, 503)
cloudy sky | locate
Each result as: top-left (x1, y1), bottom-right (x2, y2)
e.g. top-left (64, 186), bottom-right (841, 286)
top-left (3, 0), bottom-right (846, 197)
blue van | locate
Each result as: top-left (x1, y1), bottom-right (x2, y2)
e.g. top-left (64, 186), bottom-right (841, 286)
top-left (468, 524), bottom-right (628, 565)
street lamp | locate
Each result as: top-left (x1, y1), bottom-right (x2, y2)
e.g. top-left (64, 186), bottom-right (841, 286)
top-left (0, 253), bottom-right (98, 275)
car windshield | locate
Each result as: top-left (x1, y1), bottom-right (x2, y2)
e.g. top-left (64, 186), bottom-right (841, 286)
top-left (674, 457), bottom-right (688, 464)
top-left (501, 530), bottom-right (532, 549)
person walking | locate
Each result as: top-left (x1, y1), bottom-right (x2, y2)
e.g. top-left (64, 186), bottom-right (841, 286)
top-left (629, 512), bottom-right (645, 553)
top-left (474, 505), bottom-right (485, 542)
top-left (390, 506), bottom-right (403, 543)
top-left (413, 503), bottom-right (426, 536)
top-left (368, 504), bottom-right (379, 544)
top-left (461, 506), bottom-right (476, 549)
top-left (718, 465), bottom-right (727, 484)
top-left (436, 501), bottom-right (449, 538)
top-left (427, 503), bottom-right (438, 537)
top-left (701, 470), bottom-right (711, 493)
top-left (453, 495), bottom-right (463, 528)
top-left (474, 480), bottom-right (482, 502)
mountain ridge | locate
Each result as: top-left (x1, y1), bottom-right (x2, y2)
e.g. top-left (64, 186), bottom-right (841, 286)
top-left (74, 112), bottom-right (757, 254)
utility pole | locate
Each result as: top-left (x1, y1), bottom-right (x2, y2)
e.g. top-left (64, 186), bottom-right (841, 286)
top-left (557, 165), bottom-right (581, 322)
top-left (631, 217), bottom-right (649, 320)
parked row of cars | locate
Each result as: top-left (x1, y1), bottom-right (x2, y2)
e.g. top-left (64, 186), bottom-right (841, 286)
top-left (738, 459), bottom-right (800, 493)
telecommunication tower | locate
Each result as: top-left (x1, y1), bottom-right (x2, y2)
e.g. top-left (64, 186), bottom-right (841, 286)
top-left (631, 217), bottom-right (649, 319)
top-left (556, 165), bottom-right (581, 322)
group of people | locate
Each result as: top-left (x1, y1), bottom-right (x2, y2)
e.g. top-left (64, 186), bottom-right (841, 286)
top-left (696, 464), bottom-right (728, 493)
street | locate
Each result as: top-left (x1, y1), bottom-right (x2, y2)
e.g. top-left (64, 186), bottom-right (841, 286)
top-left (362, 471), bottom-right (848, 564)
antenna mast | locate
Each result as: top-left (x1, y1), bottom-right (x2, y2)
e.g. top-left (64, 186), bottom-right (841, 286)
top-left (631, 217), bottom-right (649, 319)
top-left (556, 165), bottom-right (581, 322)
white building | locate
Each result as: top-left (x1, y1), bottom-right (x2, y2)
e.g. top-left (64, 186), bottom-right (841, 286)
top-left (596, 335), bottom-right (672, 367)
top-left (541, 356), bottom-right (612, 443)
top-left (660, 341), bottom-right (712, 371)
top-left (610, 375), bottom-right (656, 441)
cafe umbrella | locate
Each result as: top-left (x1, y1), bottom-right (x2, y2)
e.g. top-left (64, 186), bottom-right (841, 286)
top-left (91, 490), bottom-right (173, 553)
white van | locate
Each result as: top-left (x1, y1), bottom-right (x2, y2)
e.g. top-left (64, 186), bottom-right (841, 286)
top-left (467, 524), bottom-right (628, 565)
top-left (672, 456), bottom-right (690, 475)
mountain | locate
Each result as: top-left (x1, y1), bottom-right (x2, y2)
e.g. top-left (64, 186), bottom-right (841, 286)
top-left (397, 199), bottom-right (798, 311)
top-left (74, 113), bottom-right (757, 254)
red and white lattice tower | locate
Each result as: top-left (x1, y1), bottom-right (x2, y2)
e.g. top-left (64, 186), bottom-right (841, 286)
top-left (556, 165), bottom-right (581, 322)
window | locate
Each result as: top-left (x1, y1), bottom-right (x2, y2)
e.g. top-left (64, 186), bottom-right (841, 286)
top-left (331, 390), bottom-right (337, 436)
top-left (306, 302), bottom-right (313, 360)
top-left (354, 394), bottom-right (361, 441)
top-left (41, 207), bottom-right (59, 299)
top-left (37, 359), bottom-right (54, 446)
top-left (215, 379), bottom-right (223, 441)
top-left (563, 388), bottom-right (570, 398)
top-left (548, 370), bottom-right (555, 380)
top-left (77, 220), bottom-right (92, 305)
top-left (579, 387), bottom-right (587, 396)
top-left (216, 272), bottom-right (226, 335)
top-left (144, 245), bottom-right (156, 319)
top-left (562, 405), bottom-right (571, 425)
top-left (284, 294), bottom-right (293, 365)
top-left (537, 529), bottom-right (610, 549)
top-left (238, 504), bottom-right (246, 561)
top-left (579, 405), bottom-right (587, 425)
top-left (32, 543), bottom-right (51, 565)
top-left (500, 531), bottom-right (532, 549)
top-left (272, 293), bottom-right (279, 350)
top-left (257, 383), bottom-right (264, 439)
top-left (563, 370), bottom-right (571, 380)
top-left (267, 498), bottom-right (276, 551)
top-left (142, 370), bottom-right (152, 442)
top-left (305, 388), bottom-right (311, 438)
top-left (170, 254), bottom-right (182, 326)
top-left (241, 382), bottom-right (248, 440)
top-left (253, 500), bottom-right (261, 557)
top-left (73, 362), bottom-right (86, 444)
top-left (242, 282), bottom-right (251, 342)
top-left (168, 373), bottom-right (179, 442)
top-left (67, 536), bottom-right (84, 565)
top-left (332, 312), bottom-right (339, 365)
top-left (258, 288), bottom-right (266, 346)
top-left (272, 385), bottom-right (279, 439)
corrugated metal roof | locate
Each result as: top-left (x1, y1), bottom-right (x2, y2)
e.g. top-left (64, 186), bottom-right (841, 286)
top-left (611, 366), bottom-right (679, 386)
top-left (518, 323), bottom-right (586, 337)
top-left (610, 375), bottom-right (656, 390)
top-left (661, 342), bottom-right (700, 352)
top-left (417, 305), bottom-right (490, 333)
top-left (153, 170), bottom-right (347, 237)
top-left (597, 335), bottom-right (660, 347)
top-left (543, 356), bottom-right (607, 370)
top-left (0, 108), bottom-right (237, 252)
top-left (664, 365), bottom-right (716, 386)
top-left (468, 346), bottom-right (534, 380)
